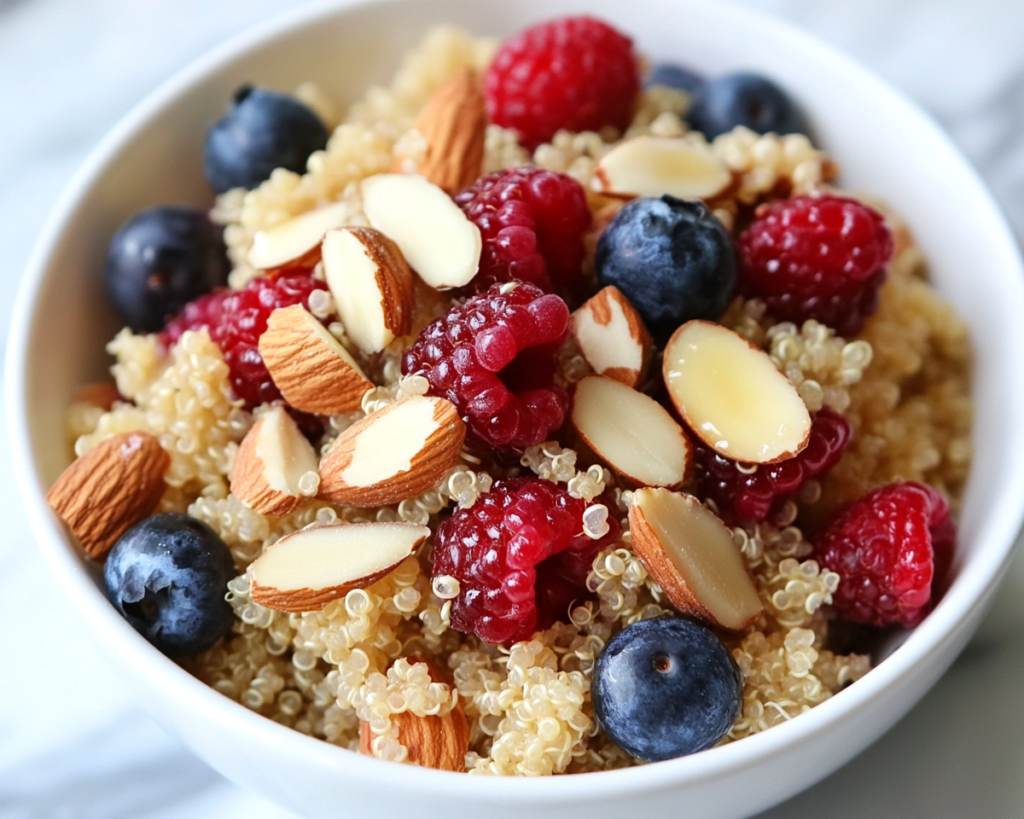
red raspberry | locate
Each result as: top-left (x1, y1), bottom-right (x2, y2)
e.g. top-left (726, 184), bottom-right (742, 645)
top-left (161, 272), bottom-right (327, 408)
top-left (402, 282), bottom-right (571, 452)
top-left (485, 16), bottom-right (640, 150)
top-left (433, 478), bottom-right (619, 644)
top-left (814, 482), bottom-right (955, 628)
top-left (737, 195), bottom-right (894, 336)
top-left (455, 167), bottom-right (591, 298)
top-left (694, 407), bottom-right (851, 523)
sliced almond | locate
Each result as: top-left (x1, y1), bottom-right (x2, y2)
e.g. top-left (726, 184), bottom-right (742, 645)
top-left (663, 320), bottom-right (810, 464)
top-left (572, 376), bottom-right (691, 489)
top-left (596, 136), bottom-right (732, 200)
top-left (322, 226), bottom-right (415, 354)
top-left (630, 488), bottom-right (763, 630)
top-left (571, 286), bottom-right (652, 387)
top-left (249, 522), bottom-right (429, 612)
top-left (259, 305), bottom-right (374, 414)
top-left (319, 395), bottom-right (465, 507)
top-left (359, 657), bottom-right (469, 771)
top-left (231, 406), bottom-right (319, 516)
top-left (47, 431), bottom-right (169, 560)
top-left (248, 202), bottom-right (352, 272)
top-left (407, 68), bottom-right (486, 195)
top-left (360, 173), bottom-right (481, 290)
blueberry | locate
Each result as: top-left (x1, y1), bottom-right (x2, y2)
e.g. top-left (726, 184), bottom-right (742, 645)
top-left (687, 71), bottom-right (810, 140)
top-left (205, 85), bottom-right (329, 192)
top-left (647, 62), bottom-right (705, 93)
top-left (595, 196), bottom-right (737, 340)
top-left (104, 513), bottom-right (236, 657)
top-left (592, 617), bottom-right (743, 761)
top-left (105, 205), bottom-right (229, 333)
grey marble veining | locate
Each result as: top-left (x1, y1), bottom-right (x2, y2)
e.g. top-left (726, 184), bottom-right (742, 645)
top-left (2, 1), bottom-right (1024, 817)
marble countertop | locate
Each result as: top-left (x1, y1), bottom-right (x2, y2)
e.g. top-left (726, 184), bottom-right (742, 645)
top-left (3, 0), bottom-right (1024, 816)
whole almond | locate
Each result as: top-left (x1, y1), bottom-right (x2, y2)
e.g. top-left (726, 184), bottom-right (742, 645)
top-left (47, 431), bottom-right (169, 559)
top-left (410, 68), bottom-right (487, 194)
top-left (259, 305), bottom-right (374, 414)
top-left (360, 657), bottom-right (469, 772)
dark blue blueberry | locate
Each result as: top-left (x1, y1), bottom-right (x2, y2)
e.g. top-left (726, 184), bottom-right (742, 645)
top-left (595, 196), bottom-right (737, 340)
top-left (592, 617), bottom-right (743, 761)
top-left (687, 71), bottom-right (810, 140)
top-left (105, 205), bottom-right (229, 333)
top-left (205, 85), bottom-right (329, 193)
top-left (104, 513), bottom-right (236, 657)
top-left (647, 62), bottom-right (705, 93)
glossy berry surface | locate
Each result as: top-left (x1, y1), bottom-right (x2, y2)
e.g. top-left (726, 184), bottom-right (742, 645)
top-left (105, 206), bottom-right (230, 333)
top-left (104, 513), bottom-right (235, 657)
top-left (402, 282), bottom-right (571, 452)
top-left (814, 482), bottom-right (956, 628)
top-left (485, 16), bottom-right (640, 150)
top-left (161, 272), bottom-right (326, 408)
top-left (687, 71), bottom-right (810, 139)
top-left (738, 195), bottom-right (894, 337)
top-left (595, 196), bottom-right (737, 340)
top-left (593, 617), bottom-right (743, 761)
top-left (433, 478), bottom-right (618, 645)
top-left (647, 63), bottom-right (705, 92)
top-left (695, 407), bottom-right (852, 523)
top-left (205, 85), bottom-right (329, 193)
top-left (455, 167), bottom-right (591, 297)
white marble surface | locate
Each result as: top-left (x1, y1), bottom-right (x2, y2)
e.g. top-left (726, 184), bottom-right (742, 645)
top-left (3, 0), bottom-right (1024, 816)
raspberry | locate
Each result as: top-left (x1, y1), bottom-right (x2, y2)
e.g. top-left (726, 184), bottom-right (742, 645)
top-left (433, 478), bottom-right (619, 644)
top-left (814, 482), bottom-right (955, 628)
top-left (161, 272), bottom-right (327, 408)
top-left (402, 282), bottom-right (571, 452)
top-left (485, 16), bottom-right (640, 150)
top-left (455, 167), bottom-right (591, 297)
top-left (737, 195), bottom-right (894, 337)
top-left (694, 407), bottom-right (851, 523)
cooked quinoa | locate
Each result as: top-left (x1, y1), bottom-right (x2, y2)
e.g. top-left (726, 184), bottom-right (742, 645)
top-left (65, 26), bottom-right (971, 775)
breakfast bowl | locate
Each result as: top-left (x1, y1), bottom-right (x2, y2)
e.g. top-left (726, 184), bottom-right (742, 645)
top-left (9, 0), bottom-right (1024, 816)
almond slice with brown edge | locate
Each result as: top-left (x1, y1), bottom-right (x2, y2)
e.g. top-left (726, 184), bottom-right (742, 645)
top-left (319, 395), bottom-right (465, 507)
top-left (360, 173), bottom-right (481, 290)
top-left (259, 305), bottom-right (374, 414)
top-left (572, 286), bottom-right (652, 387)
top-left (630, 488), bottom-right (763, 630)
top-left (663, 320), bottom-right (810, 464)
top-left (571, 376), bottom-right (691, 489)
top-left (248, 201), bottom-right (352, 272)
top-left (359, 656), bottom-right (470, 771)
top-left (231, 406), bottom-right (320, 516)
top-left (322, 226), bottom-right (415, 354)
top-left (410, 68), bottom-right (486, 195)
top-left (47, 431), bottom-right (169, 560)
top-left (249, 522), bottom-right (429, 612)
top-left (596, 136), bottom-right (732, 200)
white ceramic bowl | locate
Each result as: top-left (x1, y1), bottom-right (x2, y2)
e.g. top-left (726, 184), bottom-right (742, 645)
top-left (9, 0), bottom-right (1024, 816)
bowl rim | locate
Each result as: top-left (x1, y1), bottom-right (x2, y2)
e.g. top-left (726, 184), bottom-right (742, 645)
top-left (9, 0), bottom-right (1024, 804)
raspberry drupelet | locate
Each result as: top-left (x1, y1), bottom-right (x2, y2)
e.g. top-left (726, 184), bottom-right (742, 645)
top-left (161, 272), bottom-right (327, 408)
top-left (694, 407), bottom-right (852, 523)
top-left (455, 167), bottom-right (591, 298)
top-left (402, 282), bottom-right (571, 452)
top-left (737, 195), bottom-right (894, 337)
top-left (433, 478), bottom-right (619, 645)
top-left (484, 16), bottom-right (641, 150)
top-left (814, 482), bottom-right (956, 628)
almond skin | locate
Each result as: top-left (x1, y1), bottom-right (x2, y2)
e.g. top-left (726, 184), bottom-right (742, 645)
top-left (319, 395), bottom-right (466, 507)
top-left (47, 431), bottom-right (169, 560)
top-left (409, 68), bottom-right (486, 195)
top-left (360, 657), bottom-right (469, 771)
top-left (259, 305), bottom-right (374, 414)
top-left (231, 408), bottom-right (319, 517)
